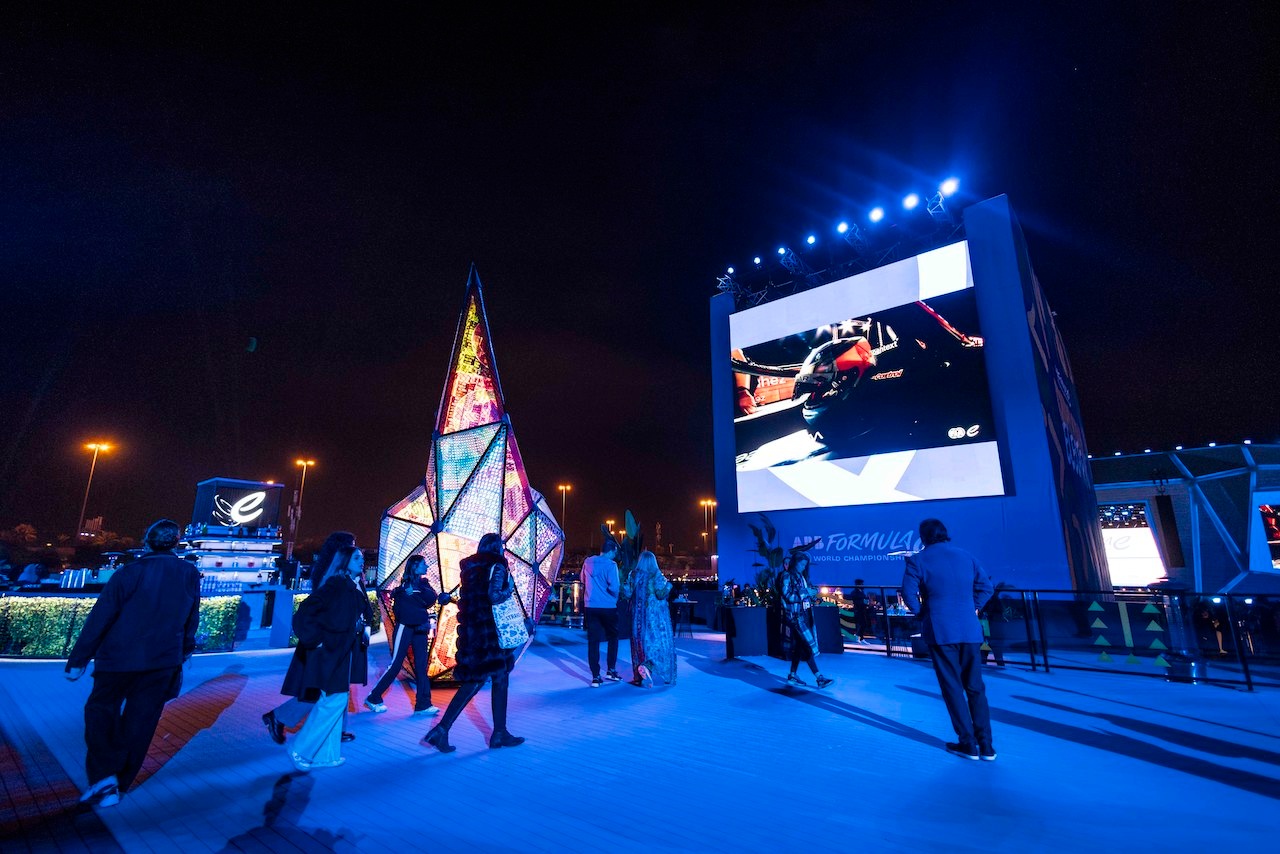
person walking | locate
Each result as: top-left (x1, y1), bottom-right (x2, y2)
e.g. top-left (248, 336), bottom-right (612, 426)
top-left (365, 554), bottom-right (444, 716)
top-left (281, 546), bottom-right (374, 770)
top-left (65, 519), bottom-right (201, 808)
top-left (581, 539), bottom-right (621, 687)
top-left (778, 551), bottom-right (833, 689)
top-left (902, 518), bottom-right (997, 762)
top-left (263, 532), bottom-right (356, 744)
top-left (421, 533), bottom-right (525, 753)
top-left (622, 550), bottom-right (676, 687)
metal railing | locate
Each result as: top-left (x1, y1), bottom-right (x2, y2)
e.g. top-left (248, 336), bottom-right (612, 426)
top-left (815, 585), bottom-right (1279, 691)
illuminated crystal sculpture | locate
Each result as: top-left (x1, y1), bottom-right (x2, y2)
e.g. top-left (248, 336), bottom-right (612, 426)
top-left (377, 268), bottom-right (564, 679)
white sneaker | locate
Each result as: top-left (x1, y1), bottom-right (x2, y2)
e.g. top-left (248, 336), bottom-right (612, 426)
top-left (80, 775), bottom-right (119, 807)
top-left (363, 699), bottom-right (387, 713)
top-left (413, 706), bottom-right (439, 717)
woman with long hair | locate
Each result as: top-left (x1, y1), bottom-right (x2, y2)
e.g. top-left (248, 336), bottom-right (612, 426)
top-left (281, 545), bottom-right (375, 769)
top-left (263, 531), bottom-right (357, 744)
top-left (622, 550), bottom-right (676, 687)
top-left (421, 533), bottom-right (525, 752)
top-left (779, 551), bottom-right (833, 689)
top-left (365, 554), bottom-right (442, 716)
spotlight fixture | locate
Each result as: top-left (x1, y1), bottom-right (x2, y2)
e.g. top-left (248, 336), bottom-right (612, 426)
top-left (777, 247), bottom-right (805, 275)
top-left (836, 221), bottom-right (849, 234)
top-left (806, 235), bottom-right (816, 245)
top-left (903, 193), bottom-right (920, 210)
top-left (727, 267), bottom-right (735, 275)
top-left (753, 256), bottom-right (762, 266)
top-left (869, 207), bottom-right (884, 223)
top-left (939, 177), bottom-right (959, 196)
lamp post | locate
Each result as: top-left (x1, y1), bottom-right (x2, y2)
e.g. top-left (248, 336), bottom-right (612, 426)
top-left (709, 500), bottom-right (718, 554)
top-left (606, 519), bottom-right (616, 539)
top-left (285, 458), bottom-right (316, 561)
top-left (557, 484), bottom-right (572, 549)
top-left (76, 442), bottom-right (111, 541)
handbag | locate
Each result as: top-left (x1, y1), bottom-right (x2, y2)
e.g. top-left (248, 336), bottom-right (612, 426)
top-left (491, 564), bottom-right (533, 650)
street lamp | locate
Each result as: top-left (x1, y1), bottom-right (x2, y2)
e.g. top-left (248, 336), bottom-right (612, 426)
top-left (606, 519), bottom-right (616, 538)
top-left (557, 484), bottom-right (572, 549)
top-left (701, 531), bottom-right (708, 550)
top-left (709, 500), bottom-right (718, 553)
top-left (76, 442), bottom-right (111, 541)
top-left (285, 458), bottom-right (316, 561)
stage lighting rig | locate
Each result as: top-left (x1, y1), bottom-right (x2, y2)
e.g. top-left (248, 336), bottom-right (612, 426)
top-left (777, 246), bottom-right (806, 276)
top-left (926, 190), bottom-right (952, 226)
top-left (838, 220), bottom-right (868, 253)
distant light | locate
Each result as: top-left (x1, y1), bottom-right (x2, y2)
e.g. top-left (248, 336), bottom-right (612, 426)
top-left (1211, 597), bottom-right (1222, 604)
top-left (726, 267), bottom-right (735, 275)
top-left (777, 247), bottom-right (786, 255)
top-left (753, 256), bottom-right (762, 265)
top-left (939, 177), bottom-right (959, 196)
top-left (806, 235), bottom-right (816, 245)
top-left (837, 221), bottom-right (849, 234)
top-left (1244, 439), bottom-right (1253, 445)
top-left (1208, 442), bottom-right (1217, 447)
top-left (869, 207), bottom-right (885, 222)
top-left (1143, 449), bottom-right (1152, 453)
top-left (1087, 454), bottom-right (1093, 459)
top-left (903, 193), bottom-right (920, 210)
top-left (1175, 445), bottom-right (1183, 450)
top-left (1113, 451), bottom-right (1122, 456)
top-left (1245, 598), bottom-right (1254, 605)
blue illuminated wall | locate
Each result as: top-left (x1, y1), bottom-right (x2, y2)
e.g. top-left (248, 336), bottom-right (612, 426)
top-left (710, 195), bottom-right (1107, 590)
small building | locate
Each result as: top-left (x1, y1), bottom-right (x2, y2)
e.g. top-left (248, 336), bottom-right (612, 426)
top-left (1090, 444), bottom-right (1280, 593)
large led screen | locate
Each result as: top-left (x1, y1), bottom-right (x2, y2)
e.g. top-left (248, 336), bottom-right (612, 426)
top-left (729, 241), bottom-right (1006, 511)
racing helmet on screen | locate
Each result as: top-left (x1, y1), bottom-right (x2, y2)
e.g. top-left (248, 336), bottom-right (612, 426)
top-left (791, 336), bottom-right (875, 416)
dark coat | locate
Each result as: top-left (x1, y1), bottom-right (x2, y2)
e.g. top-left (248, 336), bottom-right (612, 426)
top-left (391, 581), bottom-right (438, 628)
top-left (902, 542), bottom-right (994, 645)
top-left (281, 575), bottom-right (375, 699)
top-left (66, 552), bottom-right (201, 672)
top-left (779, 567), bottom-right (820, 655)
top-left (452, 553), bottom-right (515, 683)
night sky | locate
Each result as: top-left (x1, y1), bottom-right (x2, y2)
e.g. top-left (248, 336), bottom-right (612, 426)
top-left (1, 3), bottom-right (1275, 553)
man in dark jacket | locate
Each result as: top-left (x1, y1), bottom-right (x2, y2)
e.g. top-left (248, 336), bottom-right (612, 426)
top-left (902, 518), bottom-right (996, 762)
top-left (65, 519), bottom-right (201, 807)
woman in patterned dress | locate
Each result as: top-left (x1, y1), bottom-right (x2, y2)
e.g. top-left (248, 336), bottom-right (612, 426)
top-left (623, 550), bottom-right (676, 687)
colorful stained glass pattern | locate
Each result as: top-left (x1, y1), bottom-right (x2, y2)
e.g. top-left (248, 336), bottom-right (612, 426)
top-left (437, 422), bottom-right (501, 518)
top-left (540, 542), bottom-right (564, 586)
top-left (378, 269), bottom-right (563, 679)
top-left (439, 296), bottom-right (504, 435)
top-left (387, 483), bottom-right (434, 527)
top-left (501, 436), bottom-right (531, 536)
top-left (378, 515), bottom-right (430, 584)
top-left (444, 432), bottom-right (507, 541)
top-left (533, 506), bottom-right (562, 564)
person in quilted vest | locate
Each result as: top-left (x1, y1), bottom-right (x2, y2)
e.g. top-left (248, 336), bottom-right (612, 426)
top-left (421, 533), bottom-right (525, 753)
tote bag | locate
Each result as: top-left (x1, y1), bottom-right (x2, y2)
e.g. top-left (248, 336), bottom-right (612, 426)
top-left (491, 565), bottom-right (532, 650)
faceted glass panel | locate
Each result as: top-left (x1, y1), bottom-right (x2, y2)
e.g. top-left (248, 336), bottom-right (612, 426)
top-left (436, 422), bottom-right (501, 518)
top-left (444, 432), bottom-right (507, 542)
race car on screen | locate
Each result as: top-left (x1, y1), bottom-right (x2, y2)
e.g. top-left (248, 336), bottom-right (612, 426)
top-left (731, 297), bottom-right (993, 461)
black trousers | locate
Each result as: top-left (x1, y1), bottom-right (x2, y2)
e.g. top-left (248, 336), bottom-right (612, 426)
top-left (367, 623), bottom-right (432, 710)
top-left (584, 607), bottom-right (619, 676)
top-left (437, 671), bottom-right (511, 735)
top-left (928, 642), bottom-right (992, 748)
top-left (84, 667), bottom-right (180, 791)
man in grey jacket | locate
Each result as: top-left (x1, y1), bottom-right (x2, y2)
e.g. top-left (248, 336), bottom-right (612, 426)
top-left (902, 518), bottom-right (996, 761)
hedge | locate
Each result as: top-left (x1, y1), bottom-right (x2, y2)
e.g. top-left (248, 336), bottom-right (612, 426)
top-left (0, 595), bottom-right (242, 658)
top-left (287, 590), bottom-right (381, 647)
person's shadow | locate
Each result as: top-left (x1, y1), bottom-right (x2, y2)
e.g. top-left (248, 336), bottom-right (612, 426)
top-left (897, 685), bottom-right (1280, 799)
top-left (217, 773), bottom-right (358, 852)
top-left (685, 655), bottom-right (940, 748)
top-left (1015, 695), bottom-right (1280, 766)
top-left (133, 667), bottom-right (248, 789)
